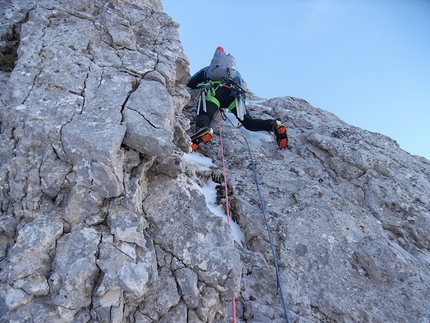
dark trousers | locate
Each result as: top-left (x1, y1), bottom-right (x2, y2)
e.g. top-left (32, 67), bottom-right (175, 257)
top-left (196, 86), bottom-right (274, 132)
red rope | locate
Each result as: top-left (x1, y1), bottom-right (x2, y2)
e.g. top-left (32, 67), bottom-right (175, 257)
top-left (218, 111), bottom-right (231, 225)
top-left (232, 297), bottom-right (237, 322)
top-left (217, 111), bottom-right (236, 323)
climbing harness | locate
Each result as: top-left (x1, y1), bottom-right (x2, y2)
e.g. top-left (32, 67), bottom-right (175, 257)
top-left (219, 110), bottom-right (291, 323)
top-left (197, 80), bottom-right (247, 121)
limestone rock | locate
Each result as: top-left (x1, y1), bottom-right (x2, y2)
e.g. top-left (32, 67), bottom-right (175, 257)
top-left (50, 225), bottom-right (101, 309)
top-left (175, 267), bottom-right (200, 309)
top-left (142, 174), bottom-right (242, 299)
top-left (122, 79), bottom-right (177, 157)
top-left (3, 215), bottom-right (63, 283)
top-left (0, 0), bottom-right (429, 322)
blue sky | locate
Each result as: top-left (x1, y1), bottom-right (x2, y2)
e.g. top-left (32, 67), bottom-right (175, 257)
top-left (162, 0), bottom-right (430, 160)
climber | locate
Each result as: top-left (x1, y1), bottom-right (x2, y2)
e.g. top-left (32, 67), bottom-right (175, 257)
top-left (187, 46), bottom-right (288, 151)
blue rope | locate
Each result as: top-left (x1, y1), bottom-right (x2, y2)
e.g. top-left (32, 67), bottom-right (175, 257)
top-left (242, 134), bottom-right (291, 323)
top-left (220, 110), bottom-right (290, 322)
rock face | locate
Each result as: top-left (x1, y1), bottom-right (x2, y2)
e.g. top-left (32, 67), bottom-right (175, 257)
top-left (0, 0), bottom-right (429, 322)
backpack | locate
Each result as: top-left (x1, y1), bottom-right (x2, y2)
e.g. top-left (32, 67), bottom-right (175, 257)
top-left (206, 46), bottom-right (237, 81)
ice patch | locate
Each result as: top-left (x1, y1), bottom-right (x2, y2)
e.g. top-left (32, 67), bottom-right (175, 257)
top-left (201, 179), bottom-right (246, 247)
top-left (184, 151), bottom-right (215, 171)
top-left (185, 151), bottom-right (246, 247)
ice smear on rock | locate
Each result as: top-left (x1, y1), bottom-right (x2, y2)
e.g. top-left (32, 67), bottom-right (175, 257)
top-left (184, 152), bottom-right (246, 246)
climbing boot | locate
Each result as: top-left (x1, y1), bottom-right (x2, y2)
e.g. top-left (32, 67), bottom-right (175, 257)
top-left (273, 121), bottom-right (288, 149)
top-left (190, 127), bottom-right (213, 151)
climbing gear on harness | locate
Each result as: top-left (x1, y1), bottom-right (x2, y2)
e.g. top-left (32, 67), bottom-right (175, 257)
top-left (234, 95), bottom-right (246, 121)
top-left (195, 87), bottom-right (207, 116)
top-left (197, 79), bottom-right (247, 120)
top-left (273, 121), bottom-right (288, 149)
top-left (190, 126), bottom-right (213, 151)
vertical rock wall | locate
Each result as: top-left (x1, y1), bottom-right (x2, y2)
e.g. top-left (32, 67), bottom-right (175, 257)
top-left (1, 1), bottom-right (429, 323)
top-left (0, 1), bottom-right (241, 322)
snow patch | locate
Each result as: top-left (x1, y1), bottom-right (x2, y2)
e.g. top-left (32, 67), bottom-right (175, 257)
top-left (183, 151), bottom-right (215, 171)
top-left (222, 110), bottom-right (273, 147)
top-left (200, 179), bottom-right (245, 246)
top-left (184, 152), bottom-right (246, 247)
